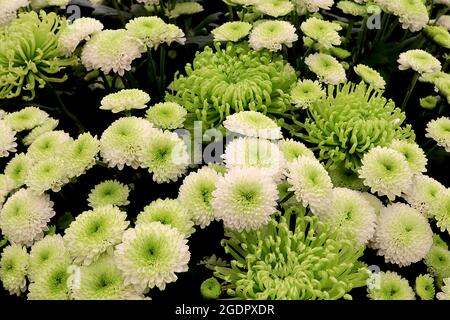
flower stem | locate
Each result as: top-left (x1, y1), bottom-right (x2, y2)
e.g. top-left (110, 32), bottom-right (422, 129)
top-left (159, 45), bottom-right (167, 99)
top-left (112, 0), bottom-right (126, 26)
top-left (48, 84), bottom-right (84, 132)
top-left (401, 72), bottom-right (419, 111)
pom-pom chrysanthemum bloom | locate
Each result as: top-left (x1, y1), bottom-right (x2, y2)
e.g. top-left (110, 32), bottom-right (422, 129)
top-left (167, 2), bottom-right (204, 18)
top-left (62, 133), bottom-right (100, 179)
top-left (211, 22), bottom-right (252, 42)
top-left (138, 129), bottom-right (190, 183)
top-left (336, 1), bottom-right (367, 16)
top-left (27, 130), bottom-right (72, 161)
top-left (136, 199), bottom-right (195, 237)
top-left (403, 174), bottom-right (445, 217)
top-left (100, 89), bottom-right (150, 114)
top-left (59, 17), bottom-right (103, 55)
top-left (424, 237), bottom-right (450, 282)
top-left (374, 0), bottom-right (428, 32)
top-left (424, 25), bottom-right (450, 50)
top-left (389, 140), bottom-right (427, 174)
top-left (23, 118), bottom-right (59, 146)
top-left (286, 156), bottom-right (333, 213)
top-left (87, 180), bottom-right (130, 209)
top-left (100, 117), bottom-right (154, 170)
top-left (373, 203), bottom-right (433, 267)
top-left (145, 102), bottom-right (187, 130)
top-left (415, 274), bottom-right (435, 300)
top-left (0, 120), bottom-right (17, 157)
top-left (114, 222), bottom-right (190, 291)
top-left (425, 117), bottom-right (450, 152)
top-left (63, 205), bottom-right (129, 265)
top-left (0, 174), bottom-right (14, 206)
top-left (81, 29), bottom-right (143, 76)
top-left (304, 53), bottom-right (346, 85)
top-left (254, 0), bottom-right (294, 17)
top-left (212, 167), bottom-right (278, 231)
top-left (367, 271), bottom-right (415, 300)
top-left (300, 17), bottom-right (342, 49)
top-left (3, 107), bottom-right (48, 132)
top-left (437, 278), bottom-right (450, 300)
top-left (358, 147), bottom-right (413, 200)
top-left (0, 244), bottom-right (28, 296)
top-left (398, 50), bottom-right (441, 74)
top-left (437, 15), bottom-right (450, 31)
top-left (430, 188), bottom-right (450, 234)
top-left (178, 167), bottom-right (221, 228)
top-left (249, 20), bottom-right (298, 51)
top-left (25, 157), bottom-right (69, 194)
top-left (278, 139), bottom-right (315, 163)
top-left (212, 205), bottom-right (368, 299)
top-left (0, 0), bottom-right (29, 27)
top-left (0, 189), bottom-right (55, 246)
top-left (4, 153), bottom-right (32, 189)
top-left (27, 261), bottom-right (71, 300)
top-left (223, 111), bottom-right (282, 140)
top-left (293, 0), bottom-right (334, 14)
top-left (354, 64), bottom-right (386, 90)
top-left (290, 79), bottom-right (325, 108)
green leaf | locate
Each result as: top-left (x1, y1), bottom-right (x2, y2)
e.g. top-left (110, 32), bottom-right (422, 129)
top-left (57, 212), bottom-right (75, 230)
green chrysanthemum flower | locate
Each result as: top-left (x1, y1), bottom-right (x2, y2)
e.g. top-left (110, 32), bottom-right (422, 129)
top-left (404, 175), bottom-right (445, 217)
top-left (63, 132), bottom-right (100, 179)
top-left (212, 204), bottom-right (368, 299)
top-left (354, 64), bottom-right (386, 90)
top-left (0, 120), bottom-right (17, 157)
top-left (254, 0), bottom-right (294, 17)
top-left (300, 17), bottom-right (342, 49)
top-left (178, 167), bottom-right (221, 228)
top-left (223, 111), bottom-right (282, 140)
top-left (305, 53), bottom-right (346, 85)
top-left (115, 222), bottom-right (190, 291)
top-left (22, 118), bottom-right (59, 146)
top-left (145, 102), bottom-right (187, 130)
top-left (389, 140), bottom-right (427, 174)
top-left (87, 180), bottom-right (130, 209)
top-left (398, 49), bottom-right (441, 74)
top-left (327, 163), bottom-right (366, 191)
top-left (100, 89), bottom-right (150, 114)
top-left (424, 25), bottom-right (450, 49)
top-left (2, 107), bottom-right (48, 132)
top-left (59, 17), bottom-right (104, 55)
top-left (27, 261), bottom-right (71, 300)
top-left (430, 188), bottom-right (450, 234)
top-left (211, 22), bottom-right (252, 42)
top-left (4, 153), bottom-right (32, 189)
top-left (0, 244), bottom-right (28, 296)
top-left (27, 130), bottom-right (72, 161)
top-left (419, 95), bottom-right (439, 110)
top-left (290, 79), bottom-right (325, 109)
top-left (435, 78), bottom-right (450, 104)
top-left (367, 271), bottom-right (415, 300)
top-left (167, 2), bottom-right (204, 18)
top-left (25, 157), bottom-right (69, 194)
top-left (278, 138), bottom-right (314, 163)
top-left (200, 277), bottom-right (221, 300)
top-left (63, 205), bottom-right (129, 265)
top-left (437, 278), bottom-right (450, 300)
top-left (425, 244), bottom-right (450, 281)
top-left (426, 117), bottom-right (450, 152)
top-left (249, 20), bottom-right (298, 51)
top-left (136, 198), bottom-right (194, 237)
top-left (415, 274), bottom-right (435, 300)
top-left (336, 1), bottom-right (368, 16)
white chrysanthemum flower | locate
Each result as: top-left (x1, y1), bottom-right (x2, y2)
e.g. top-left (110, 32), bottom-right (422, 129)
top-left (4, 153), bottom-right (32, 189)
top-left (426, 117), bottom-right (450, 152)
top-left (211, 21), bottom-right (252, 42)
top-left (367, 271), bottom-right (415, 300)
top-left (293, 0), bottom-right (334, 13)
top-left (63, 133), bottom-right (100, 179)
top-left (223, 111), bottom-right (282, 140)
top-left (87, 180), bottom-right (130, 208)
top-left (0, 120), bottom-right (17, 157)
top-left (389, 140), bottom-right (427, 174)
top-left (336, 0), bottom-right (368, 16)
top-left (145, 102), bottom-right (187, 130)
top-left (136, 0), bottom-right (159, 5)
top-left (22, 118), bottom-right (59, 146)
top-left (27, 261), bottom-right (71, 300)
top-left (398, 50), bottom-right (441, 74)
top-left (222, 137), bottom-right (285, 181)
top-left (25, 157), bottom-right (69, 194)
top-left (100, 89), bottom-right (150, 113)
top-left (136, 199), bottom-right (195, 237)
top-left (375, 0), bottom-right (428, 32)
top-left (278, 139), bottom-right (315, 163)
top-left (159, 23), bottom-right (186, 46)
top-left (403, 175), bottom-right (445, 217)
top-left (0, 189), bottom-right (55, 246)
top-left (178, 167), bottom-right (221, 228)
top-left (317, 187), bottom-right (377, 245)
top-left (100, 117), bottom-right (154, 170)
top-left (255, 0), bottom-right (294, 17)
top-left (81, 29), bottom-right (143, 76)
top-left (437, 278), bottom-right (450, 300)
top-left (115, 222), bottom-right (190, 291)
top-left (430, 188), bottom-right (450, 234)
top-left (437, 15), bottom-right (450, 31)
top-left (0, 0), bottom-right (29, 26)
top-left (64, 205), bottom-right (129, 265)
top-left (373, 203), bottom-right (433, 267)
top-left (59, 17), bottom-right (104, 55)
top-left (305, 53), bottom-right (347, 85)
top-left (354, 64), bottom-right (386, 90)
top-left (0, 174), bottom-right (14, 206)
top-left (167, 2), bottom-right (204, 18)
top-left (300, 17), bottom-right (342, 49)
top-left (290, 79), bottom-right (325, 108)
top-left (138, 129), bottom-right (190, 183)
top-left (3, 107), bottom-right (48, 132)
top-left (249, 20), bottom-right (298, 51)
top-left (286, 156), bottom-right (333, 213)
top-left (358, 146), bottom-right (413, 200)
top-left (0, 244), bottom-right (28, 296)
top-left (435, 77), bottom-right (450, 104)
top-left (212, 167), bottom-right (277, 231)
top-left (28, 234), bottom-right (71, 282)
top-left (27, 130), bottom-right (72, 161)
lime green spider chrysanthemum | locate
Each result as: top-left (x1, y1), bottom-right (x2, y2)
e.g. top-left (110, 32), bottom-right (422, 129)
top-left (138, 129), bottom-right (190, 184)
top-left (424, 25), bottom-right (450, 50)
top-left (70, 255), bottom-right (145, 300)
top-left (300, 17), bottom-right (342, 49)
top-left (430, 188), bottom-right (450, 234)
top-left (0, 11), bottom-right (78, 100)
top-left (63, 205), bottom-right (129, 265)
top-left (354, 64), bottom-right (386, 90)
top-left (278, 138), bottom-right (315, 163)
top-left (0, 244), bottom-right (28, 296)
top-left (367, 271), bottom-right (415, 300)
top-left (327, 163), bottom-right (366, 191)
top-left (178, 167), bottom-right (221, 228)
top-left (100, 89), bottom-right (150, 114)
top-left (145, 102), bottom-right (187, 130)
top-left (358, 147), bottom-right (413, 200)
top-left (3, 107), bottom-right (48, 132)
top-left (28, 234), bottom-right (71, 282)
top-left (426, 117), bottom-right (450, 152)
top-left (115, 222), bottom-right (190, 291)
top-left (415, 274), bottom-right (435, 300)
top-left (212, 167), bottom-right (278, 232)
top-left (63, 133), bottom-right (100, 179)
top-left (22, 118), bottom-right (59, 146)
top-left (336, 1), bottom-right (368, 16)
top-left (59, 17), bottom-right (104, 55)
top-left (404, 174), bottom-right (445, 217)
top-left (0, 189), bottom-right (55, 246)
top-left (286, 156), bottom-right (333, 214)
top-left (167, 2), bottom-right (204, 18)
top-left (4, 153), bottom-right (32, 189)
top-left (27, 130), bottom-right (72, 161)
top-left (223, 111), bottom-right (282, 140)
top-left (0, 120), bottom-right (17, 157)
top-left (389, 140), bottom-right (427, 174)
top-left (136, 198), bottom-right (195, 237)
top-left (87, 180), bottom-right (130, 209)
top-left (373, 203), bottom-right (433, 267)
top-left (305, 53), bottom-right (346, 85)
top-left (254, 0), bottom-right (294, 17)
top-left (398, 49), bottom-right (441, 74)
top-left (27, 261), bottom-right (71, 300)
top-left (25, 157), bottom-right (69, 194)
top-left (211, 22), bottom-right (252, 42)
top-left (437, 278), bottom-right (450, 300)
top-left (249, 20), bottom-right (298, 51)
top-left (290, 79), bottom-right (325, 109)
top-left (100, 117), bottom-right (155, 170)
